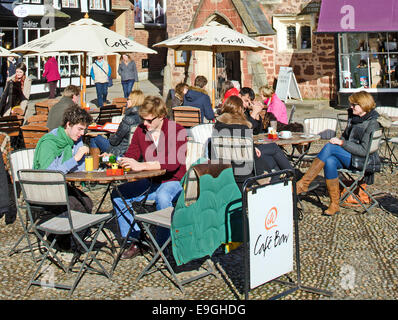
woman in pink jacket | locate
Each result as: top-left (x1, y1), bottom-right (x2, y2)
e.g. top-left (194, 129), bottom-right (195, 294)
top-left (260, 85), bottom-right (288, 124)
top-left (43, 56), bottom-right (61, 99)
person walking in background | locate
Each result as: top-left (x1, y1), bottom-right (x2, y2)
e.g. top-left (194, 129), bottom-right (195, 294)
top-left (6, 56), bottom-right (17, 80)
top-left (47, 85), bottom-right (81, 131)
top-left (42, 56), bottom-right (61, 99)
top-left (118, 54), bottom-right (138, 99)
top-left (0, 62), bottom-right (31, 116)
top-left (90, 55), bottom-right (111, 108)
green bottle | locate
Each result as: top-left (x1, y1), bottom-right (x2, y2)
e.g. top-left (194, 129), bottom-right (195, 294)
top-left (109, 154), bottom-right (116, 163)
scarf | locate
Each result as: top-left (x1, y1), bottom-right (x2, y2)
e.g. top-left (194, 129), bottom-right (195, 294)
top-left (343, 108), bottom-right (379, 139)
top-left (33, 127), bottom-right (74, 169)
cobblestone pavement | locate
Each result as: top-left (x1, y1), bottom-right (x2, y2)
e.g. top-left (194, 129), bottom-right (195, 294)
top-left (1, 80), bottom-right (397, 300)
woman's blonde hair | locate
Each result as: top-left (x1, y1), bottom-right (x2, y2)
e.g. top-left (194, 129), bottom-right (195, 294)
top-left (139, 95), bottom-right (167, 118)
top-left (348, 91), bottom-right (376, 113)
top-left (128, 90), bottom-right (145, 107)
top-left (259, 85), bottom-right (274, 98)
top-left (175, 82), bottom-right (188, 101)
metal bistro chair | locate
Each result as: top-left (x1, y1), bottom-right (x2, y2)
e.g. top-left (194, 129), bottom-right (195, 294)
top-left (95, 104), bottom-right (122, 125)
top-left (291, 117), bottom-right (338, 168)
top-left (210, 134), bottom-right (255, 193)
top-left (376, 106), bottom-right (398, 172)
top-left (18, 169), bottom-right (113, 297)
top-left (338, 129), bottom-right (383, 214)
top-left (8, 149), bottom-right (38, 262)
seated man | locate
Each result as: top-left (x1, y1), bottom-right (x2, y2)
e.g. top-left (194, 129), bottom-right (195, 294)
top-left (183, 75), bottom-right (215, 122)
top-left (34, 104), bottom-right (93, 213)
top-left (33, 105), bottom-right (93, 250)
top-left (113, 96), bottom-right (187, 259)
top-left (47, 85), bottom-right (81, 131)
top-left (239, 87), bottom-right (264, 135)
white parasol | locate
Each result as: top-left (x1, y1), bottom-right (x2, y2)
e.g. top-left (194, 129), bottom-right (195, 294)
top-left (12, 15), bottom-right (157, 106)
top-left (0, 46), bottom-right (20, 58)
top-left (154, 21), bottom-right (272, 108)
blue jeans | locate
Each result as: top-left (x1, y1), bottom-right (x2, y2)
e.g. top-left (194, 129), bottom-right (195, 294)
top-left (90, 135), bottom-right (110, 153)
top-left (317, 143), bottom-right (352, 179)
top-left (121, 79), bottom-right (135, 99)
top-left (95, 82), bottom-right (108, 108)
top-left (111, 179), bottom-right (182, 245)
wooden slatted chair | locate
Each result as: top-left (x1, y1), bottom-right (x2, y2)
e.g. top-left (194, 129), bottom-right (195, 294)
top-left (0, 115), bottom-right (24, 150)
top-left (172, 106), bottom-right (201, 128)
top-left (34, 99), bottom-right (60, 115)
top-left (95, 104), bottom-right (122, 125)
top-left (111, 98), bottom-right (127, 112)
top-left (21, 114), bottom-right (49, 149)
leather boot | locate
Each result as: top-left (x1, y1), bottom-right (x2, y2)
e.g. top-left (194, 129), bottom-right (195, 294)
top-left (324, 178), bottom-right (340, 216)
top-left (296, 158), bottom-right (324, 194)
top-left (89, 147), bottom-right (100, 170)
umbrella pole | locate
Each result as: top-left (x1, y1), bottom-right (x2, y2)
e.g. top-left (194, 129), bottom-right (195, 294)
top-left (212, 48), bottom-right (216, 110)
top-left (80, 52), bottom-right (87, 109)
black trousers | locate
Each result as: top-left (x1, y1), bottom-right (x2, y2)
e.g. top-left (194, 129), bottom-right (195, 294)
top-left (255, 143), bottom-right (293, 179)
top-left (0, 155), bottom-right (9, 213)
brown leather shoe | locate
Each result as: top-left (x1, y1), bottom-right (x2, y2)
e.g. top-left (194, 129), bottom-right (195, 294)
top-left (121, 244), bottom-right (141, 259)
top-left (323, 178), bottom-right (340, 216)
top-left (296, 158), bottom-right (324, 194)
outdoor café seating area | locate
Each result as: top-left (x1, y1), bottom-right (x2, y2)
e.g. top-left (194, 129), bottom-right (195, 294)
top-left (1, 95), bottom-right (398, 300)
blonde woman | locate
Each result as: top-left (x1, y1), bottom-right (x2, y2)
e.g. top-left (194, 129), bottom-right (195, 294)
top-left (90, 90), bottom-right (144, 157)
top-left (296, 91), bottom-right (381, 216)
top-left (259, 85), bottom-right (288, 124)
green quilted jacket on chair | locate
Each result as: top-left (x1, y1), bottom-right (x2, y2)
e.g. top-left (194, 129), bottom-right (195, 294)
top-left (171, 165), bottom-right (243, 266)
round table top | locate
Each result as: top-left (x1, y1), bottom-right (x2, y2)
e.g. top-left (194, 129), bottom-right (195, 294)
top-left (254, 132), bottom-right (321, 146)
top-left (66, 169), bottom-right (166, 183)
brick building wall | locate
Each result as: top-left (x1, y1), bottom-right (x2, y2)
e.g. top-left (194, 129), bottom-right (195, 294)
top-left (163, 0), bottom-right (337, 101)
top-left (111, 0), bottom-right (167, 79)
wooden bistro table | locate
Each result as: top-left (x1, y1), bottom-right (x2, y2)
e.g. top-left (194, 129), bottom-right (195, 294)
top-left (66, 168), bottom-right (166, 274)
top-left (254, 132), bottom-right (321, 168)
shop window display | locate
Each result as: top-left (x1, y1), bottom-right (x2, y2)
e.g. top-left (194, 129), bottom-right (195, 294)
top-left (338, 32), bottom-right (398, 89)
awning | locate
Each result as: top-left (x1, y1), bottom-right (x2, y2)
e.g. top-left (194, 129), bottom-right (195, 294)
top-left (317, 0), bottom-right (398, 33)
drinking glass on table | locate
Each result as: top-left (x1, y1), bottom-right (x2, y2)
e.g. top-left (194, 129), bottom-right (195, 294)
top-left (270, 120), bottom-right (277, 132)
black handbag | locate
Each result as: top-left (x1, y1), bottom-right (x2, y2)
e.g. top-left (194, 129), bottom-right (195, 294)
top-left (351, 152), bottom-right (381, 173)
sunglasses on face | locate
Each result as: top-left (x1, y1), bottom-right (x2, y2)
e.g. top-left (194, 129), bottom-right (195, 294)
top-left (350, 103), bottom-right (359, 108)
top-left (140, 116), bottom-right (158, 124)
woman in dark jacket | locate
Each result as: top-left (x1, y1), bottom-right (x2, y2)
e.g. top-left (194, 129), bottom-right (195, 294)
top-left (210, 95), bottom-right (293, 190)
top-left (296, 91), bottom-right (381, 216)
top-left (90, 90), bottom-right (143, 157)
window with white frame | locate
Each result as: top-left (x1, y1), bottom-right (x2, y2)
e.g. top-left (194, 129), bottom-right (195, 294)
top-left (61, 0), bottom-right (79, 8)
top-left (273, 15), bottom-right (314, 52)
top-left (89, 0), bottom-right (104, 10)
top-left (134, 0), bottom-right (166, 25)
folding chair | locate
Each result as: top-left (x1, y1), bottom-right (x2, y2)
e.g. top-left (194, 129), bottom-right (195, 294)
top-left (338, 129), bottom-right (383, 214)
top-left (8, 149), bottom-right (38, 262)
top-left (337, 113), bottom-right (348, 134)
top-left (210, 134), bottom-right (255, 192)
top-left (135, 163), bottom-right (239, 291)
top-left (290, 117), bottom-right (338, 168)
top-left (18, 169), bottom-right (113, 297)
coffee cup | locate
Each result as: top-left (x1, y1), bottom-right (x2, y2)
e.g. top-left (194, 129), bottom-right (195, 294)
top-left (280, 131), bottom-right (292, 139)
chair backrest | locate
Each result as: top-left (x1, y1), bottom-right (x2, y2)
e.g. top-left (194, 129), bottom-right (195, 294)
top-left (210, 134), bottom-right (255, 178)
top-left (189, 123), bottom-right (214, 144)
top-left (376, 106), bottom-right (398, 118)
top-left (0, 115), bottom-right (24, 137)
top-left (111, 115), bottom-right (124, 124)
top-left (288, 105), bottom-right (296, 124)
top-left (17, 169), bottom-right (68, 206)
top-left (128, 125), bottom-right (138, 144)
top-left (337, 113), bottom-right (348, 133)
top-left (186, 140), bottom-right (206, 170)
top-left (34, 99), bottom-right (60, 115)
top-left (21, 114), bottom-right (49, 149)
top-left (172, 106), bottom-right (201, 128)
top-left (96, 105), bottom-right (122, 125)
top-left (9, 148), bottom-right (36, 183)
top-left (304, 117), bottom-right (338, 140)
top-left (358, 129), bottom-right (383, 174)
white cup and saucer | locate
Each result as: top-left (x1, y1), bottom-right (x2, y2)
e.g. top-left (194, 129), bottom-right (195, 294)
top-left (279, 131), bottom-right (292, 139)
